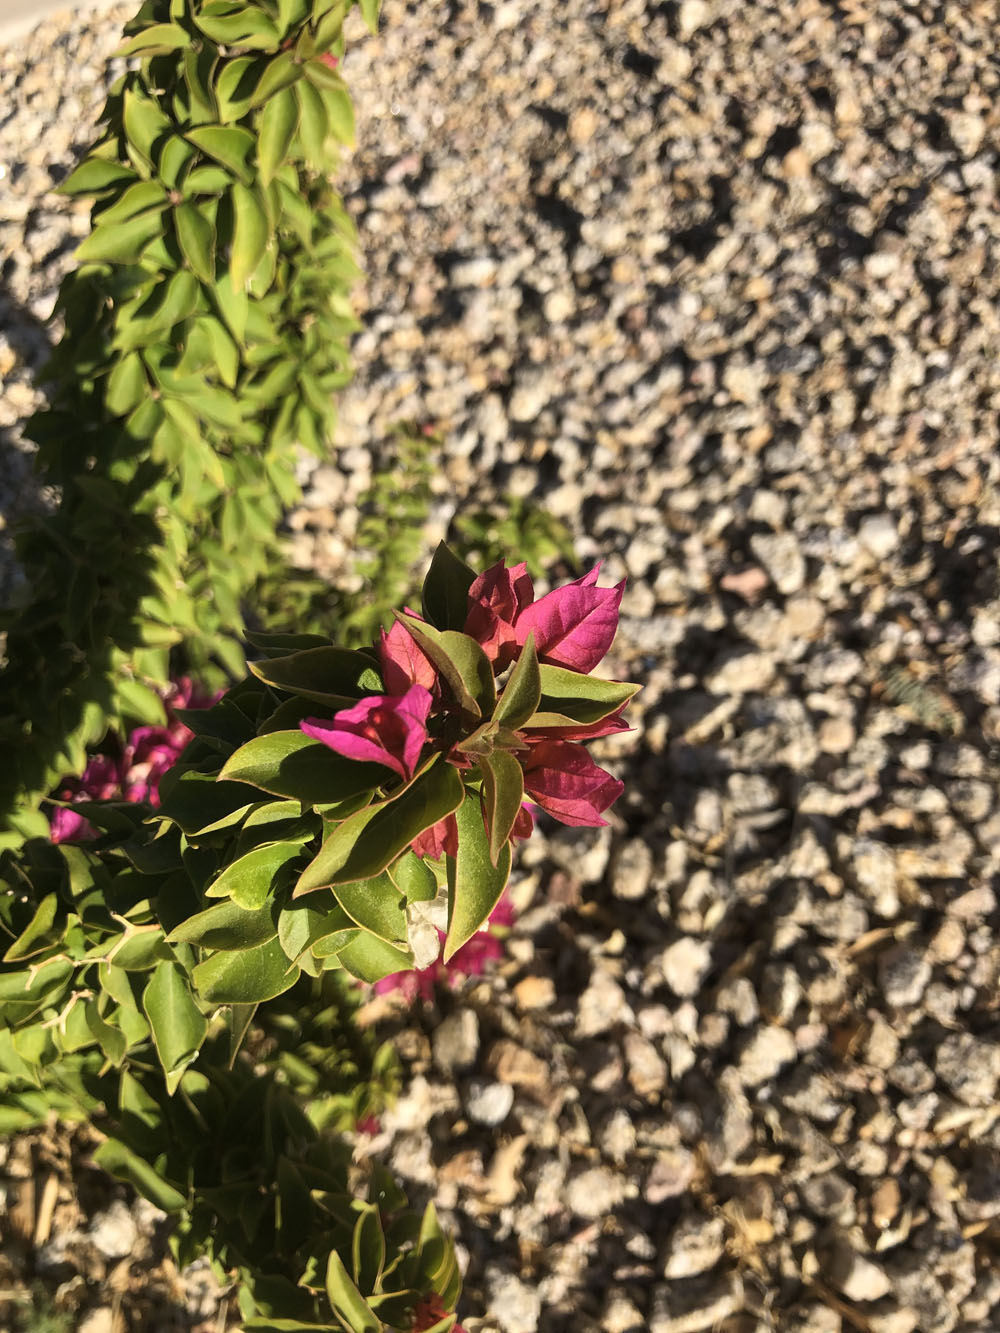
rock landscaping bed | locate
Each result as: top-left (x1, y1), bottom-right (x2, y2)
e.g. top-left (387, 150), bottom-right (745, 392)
top-left (1, 0), bottom-right (999, 1329)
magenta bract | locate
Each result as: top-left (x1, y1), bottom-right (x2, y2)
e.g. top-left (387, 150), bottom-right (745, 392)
top-left (463, 559), bottom-right (534, 665)
top-left (379, 620), bottom-right (437, 695)
top-left (301, 683), bottom-right (432, 780)
top-left (521, 738), bottom-right (624, 828)
top-left (514, 563), bottom-right (625, 672)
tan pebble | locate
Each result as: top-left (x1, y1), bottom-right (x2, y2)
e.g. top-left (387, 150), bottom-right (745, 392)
top-left (568, 106), bottom-right (600, 145)
top-left (782, 147), bottom-right (812, 179)
top-left (513, 975), bottom-right (556, 1010)
top-left (819, 716), bottom-right (855, 754)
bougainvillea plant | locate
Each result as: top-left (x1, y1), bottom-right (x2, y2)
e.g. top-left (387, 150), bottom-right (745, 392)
top-left (193, 543), bottom-right (638, 984)
top-left (49, 677), bottom-right (215, 843)
top-left (3, 546), bottom-right (634, 1330)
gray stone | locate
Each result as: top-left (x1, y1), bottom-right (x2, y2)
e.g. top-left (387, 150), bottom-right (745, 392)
top-left (662, 1214), bottom-right (726, 1279)
top-left (466, 1079), bottom-right (515, 1126)
top-left (566, 1166), bottom-right (628, 1220)
top-left (660, 938), bottom-right (712, 998)
top-left (610, 838), bottom-right (653, 900)
top-left (88, 1199), bottom-right (138, 1260)
top-left (878, 944), bottom-right (931, 1008)
top-left (750, 532), bottom-right (807, 594)
top-left (935, 1032), bottom-right (1000, 1107)
top-left (432, 1009), bottom-right (479, 1071)
top-left (739, 1025), bottom-right (797, 1086)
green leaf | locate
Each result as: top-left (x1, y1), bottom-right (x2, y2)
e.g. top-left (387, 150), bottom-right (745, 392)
top-left (248, 645), bottom-right (381, 706)
top-left (277, 896), bottom-right (354, 964)
top-left (3, 893), bottom-right (59, 962)
top-left (105, 350), bottom-right (148, 416)
top-left (334, 933), bottom-right (416, 986)
top-left (76, 209), bottom-right (164, 264)
top-left (205, 839), bottom-right (306, 910)
top-left (248, 50), bottom-right (300, 108)
top-left (359, 0), bottom-right (380, 34)
top-left (116, 22), bottom-right (190, 55)
top-left (294, 764), bottom-right (465, 895)
top-left (387, 850), bottom-right (438, 903)
top-left (317, 83), bottom-right (355, 146)
top-left (186, 124), bottom-right (255, 184)
top-left (219, 731), bottom-right (386, 804)
top-left (212, 270), bottom-right (249, 343)
top-left (480, 749), bottom-right (524, 867)
top-left (395, 615), bottom-right (494, 720)
top-left (158, 134), bottom-right (196, 188)
top-left (527, 665), bottom-right (641, 728)
top-left (158, 770), bottom-right (259, 835)
top-left (185, 164), bottom-right (232, 193)
top-left (325, 1248), bottom-right (380, 1333)
top-left (57, 157), bottom-right (136, 196)
top-left (204, 315), bottom-right (239, 386)
top-left (194, 7), bottom-right (280, 49)
top-left (84, 1003), bottom-right (128, 1067)
top-left (96, 179), bottom-right (167, 227)
top-left (334, 872), bottom-right (408, 944)
top-left (421, 542), bottom-right (476, 631)
top-left (215, 55), bottom-right (259, 121)
top-left (167, 900), bottom-right (278, 950)
top-left (107, 927), bottom-right (173, 972)
top-left (352, 1205), bottom-right (386, 1294)
top-left (142, 959), bottom-right (208, 1080)
top-left (443, 788), bottom-right (511, 961)
top-left (230, 182), bottom-right (271, 289)
top-left (295, 78), bottom-right (328, 163)
top-left (94, 1138), bottom-right (187, 1213)
top-left (174, 200), bottom-right (215, 283)
top-left (192, 937), bottom-right (298, 1004)
top-left (257, 83), bottom-right (299, 184)
top-left (494, 632), bottom-right (541, 729)
top-left (123, 87), bottom-right (172, 167)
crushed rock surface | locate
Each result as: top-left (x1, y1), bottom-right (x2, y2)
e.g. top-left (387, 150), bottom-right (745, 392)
top-left (3, 0), bottom-right (1000, 1330)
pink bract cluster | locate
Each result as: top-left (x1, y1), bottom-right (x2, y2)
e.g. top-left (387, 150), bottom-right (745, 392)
top-left (374, 895), bottom-right (515, 1005)
top-left (49, 678), bottom-right (211, 843)
top-left (302, 559), bottom-right (629, 855)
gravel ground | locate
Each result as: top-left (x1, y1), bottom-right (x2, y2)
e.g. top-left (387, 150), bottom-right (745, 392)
top-left (3, 1), bottom-right (1000, 1331)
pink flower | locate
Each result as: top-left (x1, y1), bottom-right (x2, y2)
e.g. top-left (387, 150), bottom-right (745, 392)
top-left (49, 754), bottom-right (125, 842)
top-left (123, 728), bottom-right (187, 806)
top-left (521, 739), bottom-right (623, 828)
top-left (463, 560), bottom-right (534, 666)
top-left (48, 677), bottom-right (213, 840)
top-left (49, 806), bottom-right (93, 844)
top-left (301, 684), bottom-right (432, 781)
top-left (379, 620), bottom-right (437, 696)
top-left (318, 52), bottom-right (339, 69)
top-left (514, 564), bottom-right (625, 672)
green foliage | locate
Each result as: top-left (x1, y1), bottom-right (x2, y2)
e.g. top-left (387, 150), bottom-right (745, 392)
top-left (450, 496), bottom-right (576, 580)
top-left (882, 665), bottom-right (965, 735)
top-left (14, 1287), bottom-right (73, 1333)
top-left (0, 0), bottom-right (376, 841)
